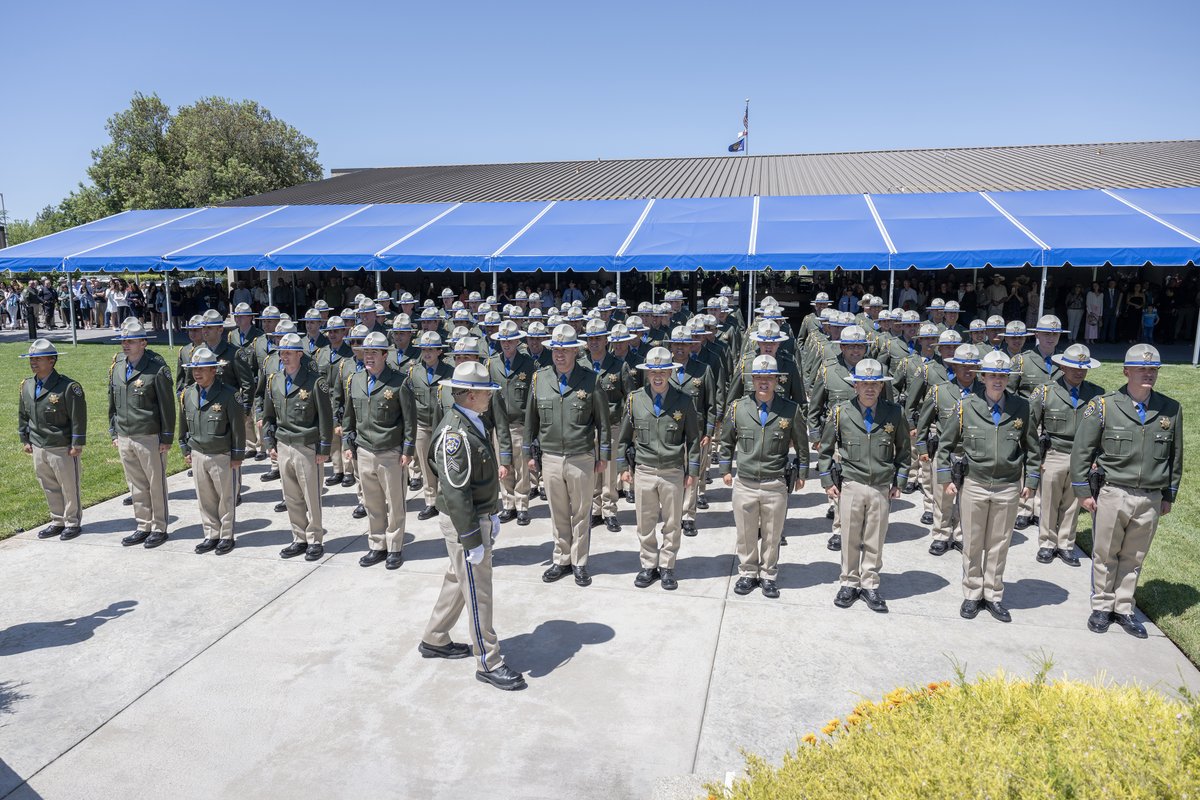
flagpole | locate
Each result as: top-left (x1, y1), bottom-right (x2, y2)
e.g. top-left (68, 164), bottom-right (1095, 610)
top-left (744, 99), bottom-right (749, 156)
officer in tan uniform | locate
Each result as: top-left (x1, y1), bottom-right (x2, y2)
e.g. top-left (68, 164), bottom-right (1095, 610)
top-left (405, 330), bottom-right (454, 520)
top-left (1072, 345), bottom-right (1183, 639)
top-left (665, 325), bottom-right (718, 536)
top-left (263, 333), bottom-right (333, 562)
top-left (179, 346), bottom-right (246, 554)
top-left (615, 347), bottom-right (701, 591)
top-left (584, 318), bottom-right (629, 533)
top-left (19, 339), bottom-right (87, 540)
top-left (819, 359), bottom-right (910, 612)
top-left (109, 320), bottom-right (174, 548)
top-left (420, 361), bottom-right (526, 691)
top-left (719, 354), bottom-right (807, 598)
top-left (488, 320), bottom-right (536, 525)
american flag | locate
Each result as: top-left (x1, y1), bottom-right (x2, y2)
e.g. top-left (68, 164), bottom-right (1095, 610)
top-left (727, 100), bottom-right (748, 153)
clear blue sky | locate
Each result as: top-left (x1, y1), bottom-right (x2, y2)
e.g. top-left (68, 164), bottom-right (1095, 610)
top-left (3, 0), bottom-right (1197, 221)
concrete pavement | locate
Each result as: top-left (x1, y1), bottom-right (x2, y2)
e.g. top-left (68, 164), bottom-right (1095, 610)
top-left (1, 454), bottom-right (1197, 800)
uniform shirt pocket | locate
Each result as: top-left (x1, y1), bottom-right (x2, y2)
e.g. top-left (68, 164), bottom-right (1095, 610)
top-left (1103, 431), bottom-right (1133, 456)
top-left (204, 413), bottom-right (228, 436)
top-left (1152, 432), bottom-right (1172, 461)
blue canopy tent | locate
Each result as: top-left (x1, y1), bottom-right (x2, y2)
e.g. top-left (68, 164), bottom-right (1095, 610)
top-left (4, 187), bottom-right (1200, 352)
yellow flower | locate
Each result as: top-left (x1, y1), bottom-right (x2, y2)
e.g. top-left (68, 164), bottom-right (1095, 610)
top-left (821, 719), bottom-right (841, 735)
top-left (847, 713), bottom-right (863, 726)
top-left (802, 733), bottom-right (817, 745)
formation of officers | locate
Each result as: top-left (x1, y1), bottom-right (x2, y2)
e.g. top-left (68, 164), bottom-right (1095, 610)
top-left (17, 284), bottom-right (1185, 685)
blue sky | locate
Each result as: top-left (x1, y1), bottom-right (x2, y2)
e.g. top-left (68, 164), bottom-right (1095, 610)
top-left (3, 0), bottom-right (1197, 221)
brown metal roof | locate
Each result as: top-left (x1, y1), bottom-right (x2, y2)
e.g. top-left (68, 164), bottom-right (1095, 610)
top-left (226, 140), bottom-right (1200, 206)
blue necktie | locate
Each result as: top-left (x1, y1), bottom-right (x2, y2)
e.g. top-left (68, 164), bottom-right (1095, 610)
top-left (368, 374), bottom-right (376, 395)
top-left (991, 403), bottom-right (1001, 425)
top-left (759, 402), bottom-right (768, 427)
top-left (504, 358), bottom-right (511, 376)
top-left (1070, 386), bottom-right (1079, 409)
top-left (559, 373), bottom-right (569, 395)
top-left (865, 407), bottom-right (874, 433)
top-left (1136, 402), bottom-right (1146, 424)
top-left (908, 340), bottom-right (915, 354)
top-left (425, 366), bottom-right (434, 385)
top-left (947, 367), bottom-right (955, 382)
top-left (199, 387), bottom-right (207, 406)
top-left (35, 378), bottom-right (43, 398)
top-left (125, 362), bottom-right (133, 381)
top-left (677, 367), bottom-right (685, 384)
top-left (355, 360), bottom-right (364, 373)
top-left (654, 394), bottom-right (663, 417)
top-left (1045, 355), bottom-right (1053, 375)
top-left (593, 360), bottom-right (601, 373)
top-left (285, 375), bottom-right (293, 394)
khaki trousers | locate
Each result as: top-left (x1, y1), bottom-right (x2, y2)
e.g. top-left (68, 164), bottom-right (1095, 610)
top-left (423, 514), bottom-right (503, 671)
top-left (544, 452), bottom-right (594, 567)
top-left (192, 451), bottom-right (237, 540)
top-left (415, 424), bottom-right (438, 505)
top-left (357, 447), bottom-right (407, 553)
top-left (839, 480), bottom-right (890, 589)
top-left (278, 441), bottom-right (324, 545)
top-left (633, 465), bottom-right (684, 570)
top-left (831, 451), bottom-right (842, 535)
top-left (929, 457), bottom-right (961, 544)
top-left (731, 476), bottom-right (787, 580)
top-left (918, 447), bottom-right (934, 514)
top-left (592, 424), bottom-right (619, 518)
top-left (1018, 485), bottom-right (1041, 519)
top-left (117, 434), bottom-right (168, 533)
top-left (682, 442), bottom-right (710, 523)
top-left (330, 429), bottom-right (347, 476)
top-left (33, 446), bottom-right (82, 527)
top-left (1038, 449), bottom-right (1081, 551)
top-left (500, 422), bottom-right (530, 513)
top-left (959, 478), bottom-right (1019, 602)
top-left (1090, 484), bottom-right (1161, 615)
top-left (244, 414), bottom-right (260, 453)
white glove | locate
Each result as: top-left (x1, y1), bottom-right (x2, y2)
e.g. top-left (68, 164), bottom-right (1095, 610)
top-left (490, 513), bottom-right (501, 542)
top-left (466, 544), bottom-right (485, 565)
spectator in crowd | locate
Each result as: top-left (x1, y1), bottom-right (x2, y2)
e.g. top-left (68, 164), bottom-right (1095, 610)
top-left (1101, 278), bottom-right (1121, 343)
top-left (1123, 282), bottom-right (1147, 344)
top-left (1065, 284), bottom-right (1085, 342)
top-left (1141, 304), bottom-right (1158, 344)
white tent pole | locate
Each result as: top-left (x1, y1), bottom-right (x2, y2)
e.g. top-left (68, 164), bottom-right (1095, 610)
top-left (747, 270), bottom-right (755, 325)
top-left (67, 263), bottom-right (78, 347)
top-left (616, 271), bottom-right (621, 301)
top-left (888, 269), bottom-right (895, 310)
top-left (492, 270), bottom-right (498, 300)
top-left (1192, 312), bottom-right (1200, 367)
top-left (267, 270), bottom-right (273, 306)
top-left (1037, 258), bottom-right (1048, 318)
top-left (164, 273), bottom-right (175, 350)
top-left (376, 271), bottom-right (382, 294)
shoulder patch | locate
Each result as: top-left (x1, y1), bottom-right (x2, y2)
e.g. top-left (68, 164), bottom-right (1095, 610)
top-left (444, 432), bottom-right (463, 455)
top-left (1084, 400), bottom-right (1096, 418)
top-left (71, 383), bottom-right (83, 397)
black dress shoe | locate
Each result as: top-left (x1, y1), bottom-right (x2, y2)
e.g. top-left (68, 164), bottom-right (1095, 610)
top-left (825, 506), bottom-right (835, 520)
top-left (920, 511), bottom-right (934, 526)
top-left (929, 540), bottom-right (949, 556)
top-left (122, 496), bottom-right (133, 506)
top-left (144, 531), bottom-right (169, 549)
top-left (304, 543), bottom-right (325, 561)
top-left (696, 496), bottom-right (709, 510)
top-left (528, 487), bottom-right (540, 500)
top-left (617, 489), bottom-right (626, 499)
top-left (244, 449), bottom-right (257, 460)
top-left (418, 506), bottom-right (440, 520)
top-left (195, 538), bottom-right (219, 554)
top-left (408, 477), bottom-right (422, 491)
top-left (477, 664), bottom-right (527, 691)
top-left (760, 579), bottom-right (780, 599)
top-left (1030, 515), bottom-right (1040, 526)
top-left (1036, 547), bottom-right (1055, 563)
top-left (779, 534), bottom-right (788, 546)
top-left (985, 601), bottom-right (1012, 623)
top-left (590, 514), bottom-right (604, 527)
top-left (385, 552), bottom-right (404, 570)
top-left (352, 504), bottom-right (367, 519)
top-left (538, 488), bottom-right (547, 501)
top-left (341, 475), bottom-right (356, 488)
top-left (236, 494), bottom-right (243, 507)
top-left (215, 539), bottom-right (235, 555)
top-left (960, 599), bottom-right (982, 619)
top-left (325, 472), bottom-right (344, 486)
top-left (59, 527), bottom-right (82, 541)
top-left (122, 530), bottom-right (150, 546)
top-left (187, 469), bottom-right (193, 477)
top-left (834, 587), bottom-right (858, 608)
top-left (37, 525), bottom-right (65, 539)
top-left (682, 520), bottom-right (697, 537)
top-left (516, 511), bottom-right (530, 526)
top-left (634, 568), bottom-right (660, 588)
top-left (273, 501), bottom-right (288, 513)
top-left (902, 481), bottom-right (918, 494)
top-left (1113, 613), bottom-right (1148, 639)
top-left (827, 533), bottom-right (841, 551)
top-left (418, 640), bottom-right (471, 660)
top-left (605, 517), bottom-right (620, 532)
top-left (254, 451), bottom-right (268, 462)
top-left (950, 539), bottom-right (964, 552)
top-left (260, 469), bottom-right (280, 482)
top-left (660, 569), bottom-right (678, 590)
top-left (280, 542), bottom-right (307, 559)
top-left (1056, 549), bottom-right (1081, 567)
top-left (624, 490), bottom-right (633, 504)
top-left (1088, 610), bottom-right (1114, 633)
top-left (1013, 515), bottom-right (1031, 530)
top-left (734, 577), bottom-right (760, 595)
top-left (573, 566), bottom-right (592, 587)
top-left (542, 563), bottom-right (572, 583)
top-left (860, 588), bottom-right (888, 613)
top-left (359, 549), bottom-right (386, 567)
top-left (497, 509), bottom-right (517, 523)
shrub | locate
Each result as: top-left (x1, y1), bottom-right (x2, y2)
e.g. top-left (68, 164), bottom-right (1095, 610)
top-left (707, 667), bottom-right (1200, 800)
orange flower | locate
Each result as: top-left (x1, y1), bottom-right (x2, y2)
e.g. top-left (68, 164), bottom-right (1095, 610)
top-left (802, 733), bottom-right (817, 745)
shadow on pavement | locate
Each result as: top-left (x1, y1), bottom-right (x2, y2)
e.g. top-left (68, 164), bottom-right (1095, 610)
top-left (1002, 578), bottom-right (1070, 610)
top-left (882, 569), bottom-right (951, 600)
top-left (886, 522), bottom-right (930, 544)
top-left (493, 542), bottom-right (554, 568)
top-left (0, 601), bottom-right (137, 657)
top-left (503, 620), bottom-right (616, 679)
top-left (776, 560), bottom-right (840, 590)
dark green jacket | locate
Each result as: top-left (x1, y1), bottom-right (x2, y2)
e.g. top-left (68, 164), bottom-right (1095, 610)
top-left (1009, 348), bottom-right (1061, 398)
top-left (19, 370), bottom-right (86, 449)
top-left (718, 394), bottom-right (808, 482)
top-left (819, 399), bottom-right (910, 490)
top-left (227, 325), bottom-right (263, 350)
top-left (404, 360), bottom-right (454, 429)
top-left (342, 366), bottom-right (416, 456)
top-left (1029, 377), bottom-right (1104, 455)
top-left (937, 387), bottom-right (1040, 489)
top-left (179, 380), bottom-right (245, 458)
top-left (487, 351), bottom-right (538, 423)
top-left (262, 365), bottom-right (334, 456)
top-left (1071, 387), bottom-right (1183, 503)
top-left (431, 405), bottom-right (501, 550)
top-left (108, 350), bottom-right (175, 443)
top-left (524, 363), bottom-right (612, 459)
top-left (615, 385), bottom-right (701, 476)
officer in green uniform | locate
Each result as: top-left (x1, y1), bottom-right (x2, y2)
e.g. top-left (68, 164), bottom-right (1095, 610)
top-left (523, 321), bottom-right (553, 369)
top-left (1030, 343), bottom-right (1103, 567)
top-left (1010, 314), bottom-right (1064, 529)
top-left (666, 326), bottom-right (718, 536)
top-left (315, 316), bottom-right (353, 487)
top-left (615, 347), bottom-right (701, 591)
top-left (109, 320), bottom-right (174, 548)
top-left (896, 323), bottom-right (942, 516)
top-left (489, 320), bottom-right (537, 525)
top-left (940, 349), bottom-right (1040, 623)
top-left (330, 324), bottom-right (368, 503)
top-left (719, 354), bottom-right (807, 598)
top-left (19, 339), bottom-right (87, 540)
top-left (253, 320), bottom-right (303, 491)
top-left (819, 359), bottom-right (910, 613)
top-left (525, 324), bottom-right (612, 588)
top-left (226, 305), bottom-right (264, 459)
top-left (262, 332), bottom-right (333, 562)
top-left (1072, 345), bottom-right (1183, 639)
top-left (420, 361), bottom-right (526, 692)
top-left (798, 291), bottom-right (833, 346)
top-left (176, 314), bottom-right (206, 388)
top-left (584, 318), bottom-right (630, 532)
top-left (300, 308), bottom-right (330, 355)
top-left (343, 331), bottom-right (417, 570)
top-left (179, 346), bottom-right (246, 555)
top-left (406, 331), bottom-right (455, 520)
top-left (387, 313), bottom-right (417, 372)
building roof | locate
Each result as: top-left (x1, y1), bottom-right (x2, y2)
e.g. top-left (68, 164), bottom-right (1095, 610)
top-left (227, 140), bottom-right (1200, 206)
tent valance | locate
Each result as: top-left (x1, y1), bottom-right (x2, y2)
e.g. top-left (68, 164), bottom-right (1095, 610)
top-left (3, 187), bottom-right (1199, 273)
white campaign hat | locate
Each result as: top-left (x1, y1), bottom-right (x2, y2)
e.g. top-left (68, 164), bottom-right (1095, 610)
top-left (843, 359), bottom-right (893, 383)
top-left (441, 360), bottom-right (500, 391)
top-left (1052, 343), bottom-right (1100, 370)
top-left (636, 346), bottom-right (682, 371)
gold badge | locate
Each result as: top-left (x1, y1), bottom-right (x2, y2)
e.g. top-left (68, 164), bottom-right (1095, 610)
top-left (693, 377), bottom-right (702, 386)
top-left (576, 390), bottom-right (587, 400)
top-left (134, 378), bottom-right (144, 389)
top-left (883, 422), bottom-right (895, 434)
top-left (212, 403), bottom-right (222, 412)
top-left (779, 419), bottom-right (790, 430)
top-left (517, 372), bottom-right (527, 381)
top-left (1160, 416), bottom-right (1171, 429)
top-left (673, 410), bottom-right (683, 421)
top-left (383, 389), bottom-right (394, 400)
top-left (780, 375), bottom-right (789, 384)
top-left (1013, 419), bottom-right (1023, 430)
top-left (48, 393), bottom-right (60, 405)
top-left (299, 389), bottom-right (310, 400)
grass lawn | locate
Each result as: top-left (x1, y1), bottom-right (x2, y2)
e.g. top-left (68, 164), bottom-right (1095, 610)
top-left (0, 345), bottom-right (1197, 666)
top-left (0, 340), bottom-right (188, 537)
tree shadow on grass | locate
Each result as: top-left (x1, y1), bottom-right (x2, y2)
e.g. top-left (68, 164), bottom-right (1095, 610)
top-left (1138, 579), bottom-right (1200, 618)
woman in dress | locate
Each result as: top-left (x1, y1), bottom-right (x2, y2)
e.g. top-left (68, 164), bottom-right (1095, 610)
top-left (1084, 281), bottom-right (1103, 345)
top-left (1065, 284), bottom-right (1086, 342)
